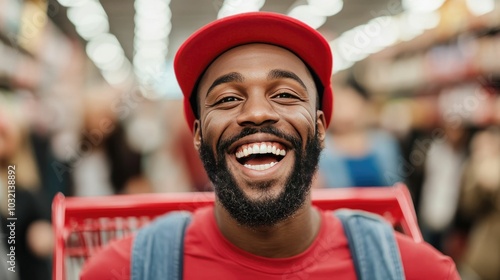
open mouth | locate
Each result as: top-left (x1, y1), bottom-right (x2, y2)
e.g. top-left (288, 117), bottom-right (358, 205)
top-left (234, 142), bottom-right (287, 171)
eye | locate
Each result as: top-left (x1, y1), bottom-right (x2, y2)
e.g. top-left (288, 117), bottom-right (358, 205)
top-left (215, 96), bottom-right (241, 105)
top-left (274, 92), bottom-right (298, 99)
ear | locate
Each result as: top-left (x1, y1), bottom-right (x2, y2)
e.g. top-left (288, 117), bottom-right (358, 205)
top-left (316, 110), bottom-right (327, 145)
top-left (193, 120), bottom-right (201, 151)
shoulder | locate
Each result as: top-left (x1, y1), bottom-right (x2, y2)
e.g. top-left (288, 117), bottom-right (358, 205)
top-left (80, 234), bottom-right (134, 280)
top-left (328, 211), bottom-right (460, 279)
top-left (395, 233), bottom-right (460, 280)
top-left (79, 208), bottom-right (211, 280)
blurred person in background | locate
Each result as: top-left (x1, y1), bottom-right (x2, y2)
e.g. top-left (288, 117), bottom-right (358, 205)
top-left (455, 127), bottom-right (500, 280)
top-left (71, 87), bottom-right (150, 196)
top-left (0, 93), bottom-right (52, 280)
top-left (319, 76), bottom-right (402, 188)
top-left (418, 103), bottom-right (470, 253)
top-left (138, 99), bottom-right (209, 193)
top-left (380, 95), bottom-right (441, 210)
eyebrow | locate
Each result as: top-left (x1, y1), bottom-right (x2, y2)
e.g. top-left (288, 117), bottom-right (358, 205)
top-left (206, 72), bottom-right (244, 96)
top-left (267, 69), bottom-right (307, 91)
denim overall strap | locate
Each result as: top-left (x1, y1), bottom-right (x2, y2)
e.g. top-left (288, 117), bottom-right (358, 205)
top-left (334, 210), bottom-right (405, 280)
top-left (131, 211), bottom-right (192, 280)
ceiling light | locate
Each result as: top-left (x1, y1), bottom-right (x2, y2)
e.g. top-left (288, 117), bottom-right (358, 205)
top-left (331, 46), bottom-right (354, 73)
top-left (366, 17), bottom-right (399, 50)
top-left (73, 14), bottom-right (109, 40)
top-left (466, 0), bottom-right (495, 16)
top-left (57, 0), bottom-right (93, 7)
top-left (217, 0), bottom-right (265, 18)
top-left (307, 0), bottom-right (343, 17)
top-left (101, 62), bottom-right (132, 86)
top-left (86, 33), bottom-right (124, 68)
top-left (67, 1), bottom-right (107, 26)
top-left (402, 0), bottom-right (445, 14)
top-left (134, 0), bottom-right (169, 13)
top-left (288, 5), bottom-right (327, 29)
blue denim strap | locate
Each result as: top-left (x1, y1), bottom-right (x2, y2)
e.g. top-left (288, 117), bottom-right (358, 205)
top-left (131, 211), bottom-right (192, 280)
top-left (334, 209), bottom-right (405, 280)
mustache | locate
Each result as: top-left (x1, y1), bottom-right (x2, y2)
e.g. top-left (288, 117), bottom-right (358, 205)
top-left (216, 126), bottom-right (302, 155)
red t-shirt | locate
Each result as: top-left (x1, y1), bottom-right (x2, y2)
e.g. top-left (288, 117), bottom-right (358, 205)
top-left (80, 206), bottom-right (460, 280)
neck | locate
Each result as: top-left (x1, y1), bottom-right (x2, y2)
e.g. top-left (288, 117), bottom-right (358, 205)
top-left (214, 196), bottom-right (321, 258)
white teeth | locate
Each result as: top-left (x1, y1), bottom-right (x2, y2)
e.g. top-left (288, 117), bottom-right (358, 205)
top-left (235, 143), bottom-right (287, 158)
top-left (252, 145), bottom-right (259, 154)
top-left (260, 143), bottom-right (267, 154)
top-left (243, 162), bottom-right (278, 171)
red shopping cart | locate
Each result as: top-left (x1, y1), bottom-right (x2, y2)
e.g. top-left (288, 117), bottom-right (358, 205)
top-left (52, 183), bottom-right (422, 280)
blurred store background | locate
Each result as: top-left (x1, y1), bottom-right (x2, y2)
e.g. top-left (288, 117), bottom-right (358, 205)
top-left (1, 0), bottom-right (499, 279)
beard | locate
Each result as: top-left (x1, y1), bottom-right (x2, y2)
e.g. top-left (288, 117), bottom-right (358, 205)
top-left (199, 126), bottom-right (322, 227)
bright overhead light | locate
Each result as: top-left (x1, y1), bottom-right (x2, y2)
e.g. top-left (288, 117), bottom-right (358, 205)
top-left (466, 0), bottom-right (495, 16)
top-left (134, 48), bottom-right (167, 61)
top-left (101, 61), bottom-right (132, 86)
top-left (100, 53), bottom-right (125, 71)
top-left (365, 16), bottom-right (399, 50)
top-left (57, 0), bottom-right (93, 7)
top-left (402, 0), bottom-right (445, 13)
top-left (68, 2), bottom-right (109, 40)
top-left (135, 15), bottom-right (170, 29)
top-left (133, 0), bottom-right (172, 87)
top-left (404, 11), bottom-right (440, 32)
top-left (134, 0), bottom-right (169, 13)
top-left (134, 40), bottom-right (167, 51)
top-left (307, 0), bottom-right (343, 17)
top-left (135, 28), bottom-right (170, 41)
top-left (73, 14), bottom-right (109, 40)
top-left (331, 45), bottom-right (354, 73)
top-left (331, 34), bottom-right (368, 63)
top-left (62, 0), bottom-right (134, 86)
top-left (288, 5), bottom-right (327, 29)
top-left (217, 0), bottom-right (265, 19)
top-left (327, 0), bottom-right (441, 73)
top-left (397, 13), bottom-right (426, 41)
top-left (135, 21), bottom-right (171, 36)
top-left (67, 1), bottom-right (107, 26)
top-left (86, 33), bottom-right (124, 68)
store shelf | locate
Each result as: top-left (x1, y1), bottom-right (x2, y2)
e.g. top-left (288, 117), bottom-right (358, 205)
top-left (0, 0), bottom-right (79, 92)
top-left (362, 6), bottom-right (500, 94)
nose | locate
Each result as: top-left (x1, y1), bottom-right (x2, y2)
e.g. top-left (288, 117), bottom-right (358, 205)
top-left (236, 94), bottom-right (279, 127)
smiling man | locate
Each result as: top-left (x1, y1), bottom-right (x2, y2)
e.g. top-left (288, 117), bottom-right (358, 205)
top-left (80, 12), bottom-right (460, 280)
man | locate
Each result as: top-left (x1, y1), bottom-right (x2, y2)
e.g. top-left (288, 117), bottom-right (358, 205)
top-left (81, 12), bottom-right (460, 279)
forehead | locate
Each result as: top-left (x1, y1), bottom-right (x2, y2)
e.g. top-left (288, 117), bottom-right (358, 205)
top-left (197, 43), bottom-right (314, 92)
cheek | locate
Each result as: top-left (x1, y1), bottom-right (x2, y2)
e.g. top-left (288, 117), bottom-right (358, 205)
top-left (201, 111), bottom-right (230, 148)
top-left (275, 106), bottom-right (316, 136)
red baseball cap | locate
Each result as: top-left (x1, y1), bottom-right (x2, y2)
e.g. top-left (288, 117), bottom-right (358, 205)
top-left (174, 12), bottom-right (333, 132)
